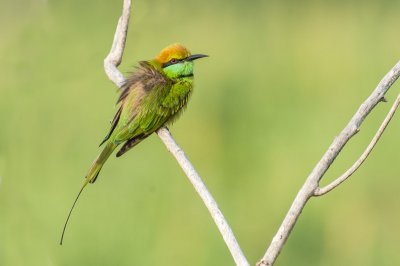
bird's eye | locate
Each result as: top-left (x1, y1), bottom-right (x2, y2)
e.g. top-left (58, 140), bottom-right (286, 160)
top-left (170, 58), bottom-right (177, 64)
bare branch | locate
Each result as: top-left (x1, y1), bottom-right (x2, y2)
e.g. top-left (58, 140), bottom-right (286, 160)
top-left (104, 0), bottom-right (131, 89)
top-left (314, 94), bottom-right (400, 196)
top-left (157, 128), bottom-right (250, 266)
top-left (103, 1), bottom-right (249, 265)
top-left (257, 60), bottom-right (400, 266)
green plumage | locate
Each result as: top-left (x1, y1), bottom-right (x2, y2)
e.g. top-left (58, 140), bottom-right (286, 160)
top-left (87, 60), bottom-right (194, 183)
top-left (60, 44), bottom-right (207, 244)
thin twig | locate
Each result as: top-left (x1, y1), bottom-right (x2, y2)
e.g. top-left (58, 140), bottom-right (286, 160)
top-left (314, 94), bottom-right (400, 196)
top-left (257, 60), bottom-right (400, 266)
top-left (104, 0), bottom-right (131, 89)
top-left (103, 1), bottom-right (249, 265)
top-left (157, 128), bottom-right (250, 266)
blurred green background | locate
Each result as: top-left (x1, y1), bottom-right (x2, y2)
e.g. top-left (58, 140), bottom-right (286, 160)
top-left (1, 0), bottom-right (400, 265)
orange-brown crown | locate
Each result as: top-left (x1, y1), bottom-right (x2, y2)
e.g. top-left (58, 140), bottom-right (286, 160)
top-left (155, 43), bottom-right (191, 64)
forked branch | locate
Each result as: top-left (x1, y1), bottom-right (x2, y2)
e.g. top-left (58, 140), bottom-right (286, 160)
top-left (103, 1), bottom-right (249, 265)
top-left (314, 93), bottom-right (400, 196)
top-left (257, 61), bottom-right (400, 266)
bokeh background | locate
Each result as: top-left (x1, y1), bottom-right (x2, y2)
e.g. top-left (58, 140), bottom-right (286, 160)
top-left (1, 0), bottom-right (400, 265)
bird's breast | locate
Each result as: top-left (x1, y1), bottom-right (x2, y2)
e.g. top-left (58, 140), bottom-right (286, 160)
top-left (160, 80), bottom-right (193, 115)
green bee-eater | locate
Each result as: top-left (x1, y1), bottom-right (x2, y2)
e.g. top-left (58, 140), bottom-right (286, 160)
top-left (60, 44), bottom-right (208, 244)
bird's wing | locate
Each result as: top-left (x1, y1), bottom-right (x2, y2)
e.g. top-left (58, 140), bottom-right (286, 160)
top-left (112, 87), bottom-right (145, 142)
top-left (114, 92), bottom-right (171, 157)
top-left (111, 61), bottom-right (169, 143)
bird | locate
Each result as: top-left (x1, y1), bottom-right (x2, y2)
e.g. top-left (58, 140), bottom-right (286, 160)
top-left (60, 43), bottom-right (208, 244)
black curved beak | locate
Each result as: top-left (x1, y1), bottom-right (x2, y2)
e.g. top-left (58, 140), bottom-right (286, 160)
top-left (187, 54), bottom-right (209, 61)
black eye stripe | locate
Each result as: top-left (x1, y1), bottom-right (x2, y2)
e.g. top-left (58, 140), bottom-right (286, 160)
top-left (162, 58), bottom-right (185, 68)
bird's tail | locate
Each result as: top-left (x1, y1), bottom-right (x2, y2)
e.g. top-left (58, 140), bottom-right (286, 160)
top-left (60, 142), bottom-right (117, 245)
top-left (86, 142), bottom-right (117, 184)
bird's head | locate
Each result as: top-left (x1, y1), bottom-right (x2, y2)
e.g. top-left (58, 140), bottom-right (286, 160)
top-left (155, 43), bottom-right (208, 79)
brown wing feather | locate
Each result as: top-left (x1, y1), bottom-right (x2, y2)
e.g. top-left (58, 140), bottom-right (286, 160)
top-left (118, 61), bottom-right (167, 103)
top-left (116, 133), bottom-right (148, 157)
